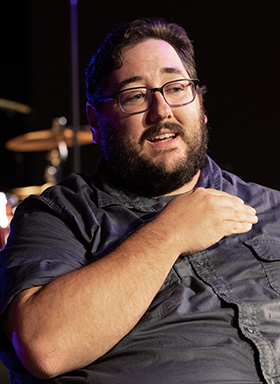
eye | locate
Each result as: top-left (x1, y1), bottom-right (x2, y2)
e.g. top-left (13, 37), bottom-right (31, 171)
top-left (165, 83), bottom-right (186, 94)
top-left (120, 89), bottom-right (147, 104)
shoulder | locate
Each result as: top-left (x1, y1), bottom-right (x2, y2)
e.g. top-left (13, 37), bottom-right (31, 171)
top-left (16, 173), bottom-right (99, 219)
top-left (201, 157), bottom-right (280, 212)
top-left (222, 170), bottom-right (280, 212)
top-left (6, 173), bottom-right (103, 254)
top-left (43, 173), bottom-right (98, 206)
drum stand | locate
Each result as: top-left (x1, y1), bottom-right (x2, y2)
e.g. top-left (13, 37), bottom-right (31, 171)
top-left (44, 117), bottom-right (68, 184)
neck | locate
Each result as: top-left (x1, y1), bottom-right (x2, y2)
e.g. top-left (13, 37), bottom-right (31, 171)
top-left (156, 170), bottom-right (201, 198)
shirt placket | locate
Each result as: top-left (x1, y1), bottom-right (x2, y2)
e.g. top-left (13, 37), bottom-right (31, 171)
top-left (189, 250), bottom-right (280, 384)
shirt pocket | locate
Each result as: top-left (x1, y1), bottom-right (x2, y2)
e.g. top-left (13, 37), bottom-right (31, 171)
top-left (244, 235), bottom-right (280, 295)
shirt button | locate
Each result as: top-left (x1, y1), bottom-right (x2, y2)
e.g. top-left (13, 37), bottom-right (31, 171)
top-left (244, 326), bottom-right (255, 334)
top-left (195, 259), bottom-right (205, 267)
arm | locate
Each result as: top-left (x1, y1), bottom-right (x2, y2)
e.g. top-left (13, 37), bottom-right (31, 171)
top-left (2, 188), bottom-right (257, 379)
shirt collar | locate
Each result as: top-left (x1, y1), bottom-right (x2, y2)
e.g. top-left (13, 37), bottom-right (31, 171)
top-left (196, 156), bottom-right (224, 190)
top-left (93, 162), bottom-right (174, 212)
top-left (93, 156), bottom-right (218, 212)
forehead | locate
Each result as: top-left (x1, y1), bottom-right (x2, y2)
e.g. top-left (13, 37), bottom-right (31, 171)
top-left (105, 39), bottom-right (189, 92)
top-left (122, 39), bottom-right (185, 70)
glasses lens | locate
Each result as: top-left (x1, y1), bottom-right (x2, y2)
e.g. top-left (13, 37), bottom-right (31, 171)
top-left (163, 80), bottom-right (195, 106)
top-left (118, 88), bottom-right (151, 114)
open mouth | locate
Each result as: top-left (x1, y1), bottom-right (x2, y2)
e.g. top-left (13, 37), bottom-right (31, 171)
top-left (147, 132), bottom-right (178, 143)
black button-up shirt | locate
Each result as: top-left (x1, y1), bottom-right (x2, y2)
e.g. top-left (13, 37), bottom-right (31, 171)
top-left (1, 156), bottom-right (280, 383)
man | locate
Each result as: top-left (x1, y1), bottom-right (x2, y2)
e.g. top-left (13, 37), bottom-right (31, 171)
top-left (0, 18), bottom-right (279, 383)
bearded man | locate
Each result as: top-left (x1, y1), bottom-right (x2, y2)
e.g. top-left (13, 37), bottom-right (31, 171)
top-left (1, 18), bottom-right (279, 384)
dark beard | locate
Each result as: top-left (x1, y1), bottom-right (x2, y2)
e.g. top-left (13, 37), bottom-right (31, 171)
top-left (100, 115), bottom-right (208, 198)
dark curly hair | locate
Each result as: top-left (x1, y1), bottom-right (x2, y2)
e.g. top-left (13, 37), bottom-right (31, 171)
top-left (85, 18), bottom-right (205, 107)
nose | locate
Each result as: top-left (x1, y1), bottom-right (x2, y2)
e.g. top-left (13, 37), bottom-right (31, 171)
top-left (146, 91), bottom-right (173, 124)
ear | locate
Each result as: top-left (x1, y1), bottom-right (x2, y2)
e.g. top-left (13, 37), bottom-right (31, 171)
top-left (204, 114), bottom-right (208, 124)
top-left (86, 102), bottom-right (101, 145)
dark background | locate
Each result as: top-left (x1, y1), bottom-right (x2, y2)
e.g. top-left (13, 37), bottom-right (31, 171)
top-left (0, 1), bottom-right (279, 380)
top-left (1, 0), bottom-right (280, 194)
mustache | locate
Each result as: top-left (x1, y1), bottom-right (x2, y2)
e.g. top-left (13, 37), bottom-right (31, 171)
top-left (140, 122), bottom-right (185, 145)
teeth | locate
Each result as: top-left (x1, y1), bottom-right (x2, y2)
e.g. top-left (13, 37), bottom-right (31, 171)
top-left (153, 133), bottom-right (176, 140)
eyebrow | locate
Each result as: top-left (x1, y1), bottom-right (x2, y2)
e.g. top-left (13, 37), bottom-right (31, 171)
top-left (160, 67), bottom-right (186, 76)
top-left (118, 76), bottom-right (144, 90)
top-left (117, 67), bottom-right (186, 91)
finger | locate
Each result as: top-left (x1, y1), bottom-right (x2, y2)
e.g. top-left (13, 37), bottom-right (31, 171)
top-left (221, 220), bottom-right (253, 237)
top-left (206, 190), bottom-right (257, 214)
top-left (225, 213), bottom-right (258, 226)
top-left (225, 204), bottom-right (258, 224)
top-left (244, 206), bottom-right (258, 222)
top-left (228, 221), bottom-right (254, 234)
top-left (201, 188), bottom-right (249, 209)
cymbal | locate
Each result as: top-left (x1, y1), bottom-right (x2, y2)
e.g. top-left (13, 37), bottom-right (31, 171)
top-left (10, 183), bottom-right (53, 200)
top-left (0, 98), bottom-right (32, 115)
top-left (5, 126), bottom-right (93, 152)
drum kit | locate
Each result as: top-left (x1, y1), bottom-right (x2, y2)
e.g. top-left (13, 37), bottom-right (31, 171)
top-left (0, 99), bottom-right (93, 249)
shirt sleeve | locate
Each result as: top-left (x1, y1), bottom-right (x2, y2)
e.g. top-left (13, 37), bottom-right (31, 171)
top-left (0, 182), bottom-right (97, 317)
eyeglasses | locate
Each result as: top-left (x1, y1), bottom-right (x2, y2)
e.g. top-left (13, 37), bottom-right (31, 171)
top-left (97, 78), bottom-right (199, 115)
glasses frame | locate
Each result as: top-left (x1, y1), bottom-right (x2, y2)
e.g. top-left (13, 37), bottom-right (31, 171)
top-left (97, 78), bottom-right (200, 115)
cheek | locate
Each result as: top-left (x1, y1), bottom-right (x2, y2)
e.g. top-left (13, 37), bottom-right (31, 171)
top-left (175, 101), bottom-right (203, 127)
top-left (110, 114), bottom-right (145, 144)
top-left (98, 109), bottom-right (122, 136)
top-left (98, 113), bottom-right (141, 147)
top-left (173, 109), bottom-right (196, 129)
